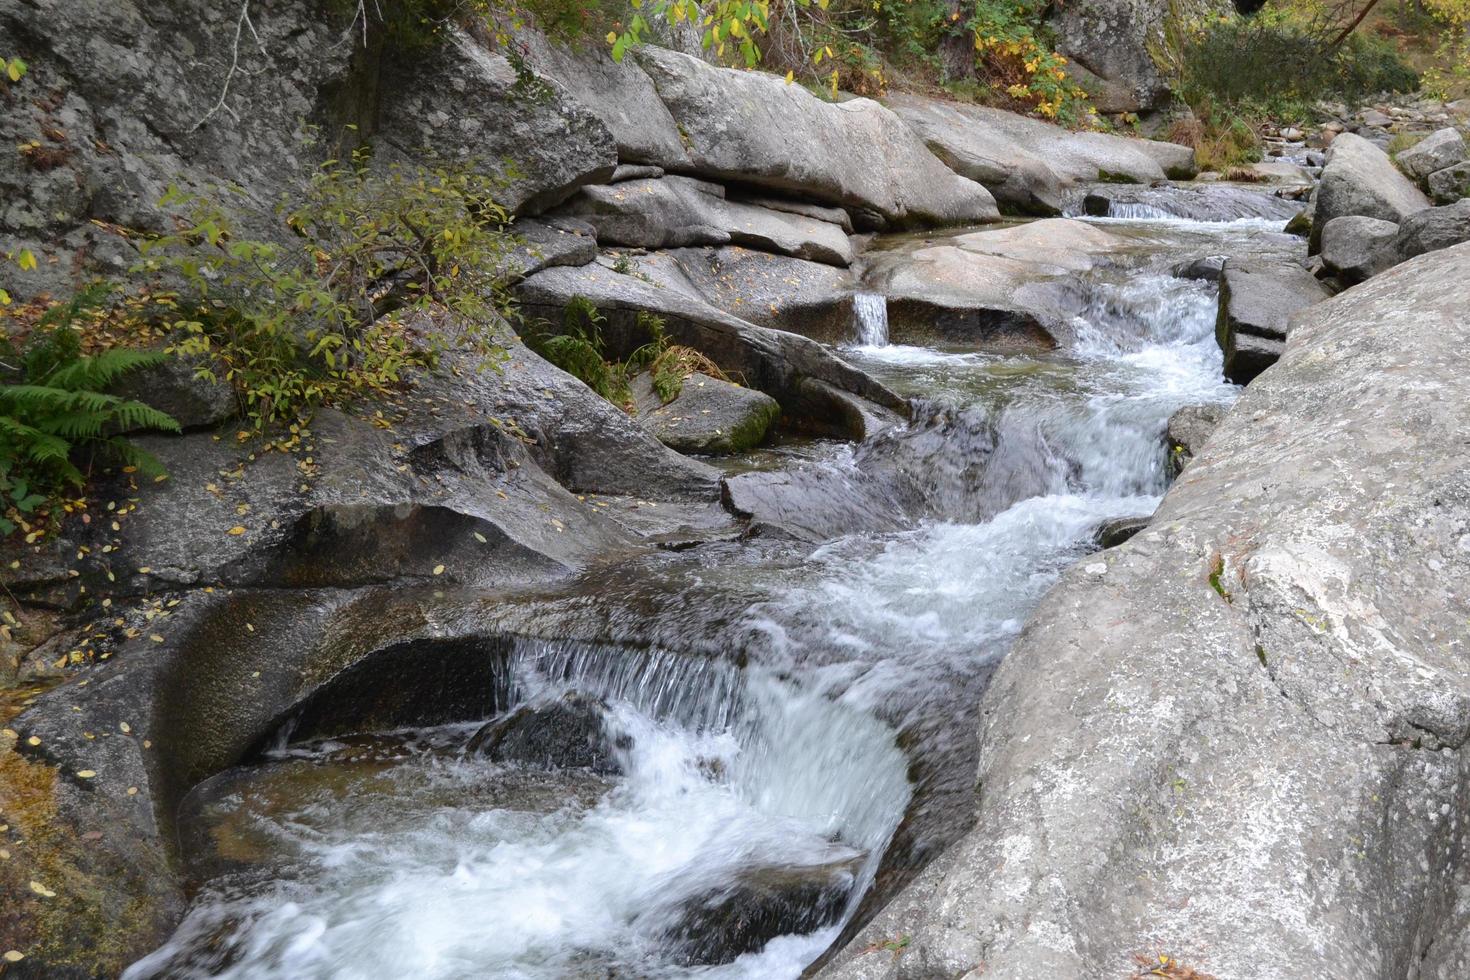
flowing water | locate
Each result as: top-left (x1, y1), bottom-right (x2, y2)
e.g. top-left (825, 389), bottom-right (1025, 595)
top-left (131, 208), bottom-right (1303, 980)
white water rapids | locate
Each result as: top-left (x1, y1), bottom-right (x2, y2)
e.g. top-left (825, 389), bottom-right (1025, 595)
top-left (130, 214), bottom-right (1300, 980)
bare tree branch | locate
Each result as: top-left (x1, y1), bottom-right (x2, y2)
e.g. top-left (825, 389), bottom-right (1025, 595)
top-left (189, 1), bottom-right (267, 134)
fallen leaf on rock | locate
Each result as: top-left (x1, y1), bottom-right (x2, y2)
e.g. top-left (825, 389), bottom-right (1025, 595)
top-left (76, 770), bottom-right (96, 779)
top-left (227, 526), bottom-right (246, 536)
top-left (29, 881), bottom-right (55, 897)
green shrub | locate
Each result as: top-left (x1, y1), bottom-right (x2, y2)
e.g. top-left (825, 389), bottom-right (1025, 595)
top-left (1181, 15), bottom-right (1419, 108)
top-left (137, 153), bottom-right (517, 429)
top-left (0, 286), bottom-right (180, 536)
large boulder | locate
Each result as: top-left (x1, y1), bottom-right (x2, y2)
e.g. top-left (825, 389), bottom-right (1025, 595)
top-left (1318, 215), bottom-right (1400, 285)
top-left (1215, 258), bottom-right (1330, 385)
top-left (554, 175), bottom-right (854, 266)
top-left (664, 246), bottom-right (857, 343)
top-left (861, 219), bottom-right (1121, 347)
top-left (1048, 0), bottom-right (1231, 113)
top-left (0, 4), bottom-right (617, 299)
top-left (1395, 127), bottom-right (1467, 183)
top-left (1386, 198), bottom-right (1470, 265)
top-left (632, 47), bottom-right (998, 228)
top-left (818, 241), bottom-right (1470, 980)
top-left (1310, 133), bottom-right (1431, 252)
top-left (632, 371), bottom-right (781, 456)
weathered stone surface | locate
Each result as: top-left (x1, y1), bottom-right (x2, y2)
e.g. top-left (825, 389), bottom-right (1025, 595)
top-left (610, 163), bottom-right (667, 183)
top-left (819, 241), bottom-right (1470, 980)
top-left (633, 47), bottom-right (999, 228)
top-left (111, 353), bottom-right (236, 432)
top-left (467, 692), bottom-right (623, 775)
top-left (1386, 198), bottom-right (1470, 266)
top-left (1172, 254), bottom-right (1226, 281)
top-left (504, 217), bottom-right (600, 280)
top-left (1427, 161), bottom-right (1470, 203)
top-left (520, 33), bottom-right (689, 167)
top-left (1093, 514), bottom-right (1151, 549)
top-left (1165, 402), bottom-right (1226, 478)
top-left (862, 219), bottom-right (1120, 347)
top-left (632, 371), bottom-right (781, 456)
top-left (0, 3), bottom-right (615, 300)
top-left (1318, 214), bottom-right (1400, 285)
top-left (734, 195), bottom-right (854, 233)
top-left (665, 246), bottom-right (857, 343)
top-left (1249, 159), bottom-right (1314, 184)
top-left (1048, 0), bottom-right (1231, 112)
top-left (1310, 132), bottom-right (1431, 251)
top-left (1396, 127), bottom-right (1467, 182)
top-left (1215, 258), bottom-right (1330, 384)
top-left (555, 176), bottom-right (854, 266)
top-left (379, 28), bottom-right (617, 215)
top-left (514, 260), bottom-right (906, 436)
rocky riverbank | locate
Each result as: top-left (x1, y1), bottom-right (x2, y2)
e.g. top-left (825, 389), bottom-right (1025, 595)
top-left (4, 2), bottom-right (1470, 978)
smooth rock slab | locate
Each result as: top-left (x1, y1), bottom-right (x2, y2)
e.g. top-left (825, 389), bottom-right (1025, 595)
top-left (633, 47), bottom-right (998, 229)
top-left (818, 240), bottom-right (1470, 980)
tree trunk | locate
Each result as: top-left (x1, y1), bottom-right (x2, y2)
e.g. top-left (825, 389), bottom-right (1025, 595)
top-left (938, 0), bottom-right (974, 84)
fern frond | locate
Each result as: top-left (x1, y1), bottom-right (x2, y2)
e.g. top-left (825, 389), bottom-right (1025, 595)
top-left (101, 437), bottom-right (167, 479)
top-left (112, 399), bottom-right (181, 434)
top-left (46, 348), bottom-right (167, 390)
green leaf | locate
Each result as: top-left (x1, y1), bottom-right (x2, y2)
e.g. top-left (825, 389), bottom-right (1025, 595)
top-left (6, 57), bottom-right (27, 83)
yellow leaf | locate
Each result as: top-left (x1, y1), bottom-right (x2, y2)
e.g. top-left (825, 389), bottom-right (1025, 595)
top-left (3, 950), bottom-right (24, 963)
top-left (149, 634), bottom-right (164, 643)
top-left (16, 249), bottom-right (37, 271)
top-left (432, 564), bottom-right (445, 576)
top-left (76, 769), bottom-right (96, 779)
top-left (784, 70), bottom-right (794, 84)
top-left (227, 526), bottom-right (246, 535)
top-left (29, 881), bottom-right (55, 897)
top-left (606, 31), bottom-right (617, 44)
top-left (0, 288), bottom-right (10, 305)
top-left (473, 531), bottom-right (487, 543)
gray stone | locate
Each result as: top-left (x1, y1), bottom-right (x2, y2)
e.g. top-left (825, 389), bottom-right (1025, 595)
top-left (1311, 133), bottom-right (1431, 252)
top-left (555, 176), bottom-right (854, 266)
top-left (1048, 0), bottom-right (1231, 112)
top-left (633, 47), bottom-right (998, 228)
top-left (819, 240), bottom-right (1470, 980)
top-left (513, 260), bottom-right (907, 436)
top-left (1249, 160), bottom-right (1313, 184)
top-left (1094, 515), bottom-right (1151, 548)
top-left (734, 195), bottom-right (854, 233)
top-left (862, 219), bottom-right (1121, 348)
top-left (467, 692), bottom-right (623, 775)
top-left (610, 164), bottom-right (666, 183)
top-left (633, 371), bottom-right (781, 456)
top-left (1172, 255), bottom-right (1227, 281)
top-left (1396, 127), bottom-right (1467, 182)
top-left (1318, 215), bottom-right (1400, 285)
top-left (1165, 402), bottom-right (1226, 478)
top-left (1386, 199), bottom-right (1470, 266)
top-left (111, 353), bottom-right (236, 432)
top-left (504, 217), bottom-right (600, 280)
top-left (1427, 161), bottom-right (1470, 204)
top-left (1216, 258), bottom-right (1330, 384)
top-left (661, 246), bottom-right (857, 343)
top-left (378, 28), bottom-right (617, 215)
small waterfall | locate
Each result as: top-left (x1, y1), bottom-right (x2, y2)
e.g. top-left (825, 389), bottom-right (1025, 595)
top-left (852, 292), bottom-right (889, 346)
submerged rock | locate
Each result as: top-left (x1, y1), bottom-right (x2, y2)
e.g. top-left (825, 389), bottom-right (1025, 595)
top-left (467, 692), bottom-right (624, 775)
top-left (818, 241), bottom-right (1470, 980)
top-left (660, 856), bottom-right (861, 966)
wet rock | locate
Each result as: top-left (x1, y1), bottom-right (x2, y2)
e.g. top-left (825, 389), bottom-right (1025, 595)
top-left (1215, 258), bottom-right (1330, 384)
top-left (632, 47), bottom-right (998, 228)
top-left (632, 371), bottom-right (781, 456)
top-left (1310, 133), bottom-right (1431, 252)
top-left (819, 240), bottom-right (1470, 980)
top-left (1395, 127), bottom-right (1465, 182)
top-left (661, 857), bottom-right (861, 966)
top-left (1073, 184), bottom-right (1301, 222)
top-left (467, 692), bottom-right (624, 775)
top-left (514, 260), bottom-right (906, 435)
top-left (1165, 402), bottom-right (1226, 478)
top-left (1427, 161), bottom-right (1470, 204)
top-left (862, 219), bottom-right (1120, 348)
top-left (1094, 515), bottom-right (1151, 549)
top-left (1172, 255), bottom-right (1227, 281)
top-left (1318, 215), bottom-right (1399, 285)
top-left (1284, 210), bottom-right (1312, 238)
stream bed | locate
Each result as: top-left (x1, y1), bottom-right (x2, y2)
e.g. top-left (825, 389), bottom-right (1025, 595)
top-left (127, 207), bottom-right (1304, 979)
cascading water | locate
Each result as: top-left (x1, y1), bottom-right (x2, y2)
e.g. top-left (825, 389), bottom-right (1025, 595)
top-left (133, 204), bottom-right (1305, 980)
top-left (851, 292), bottom-right (889, 347)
